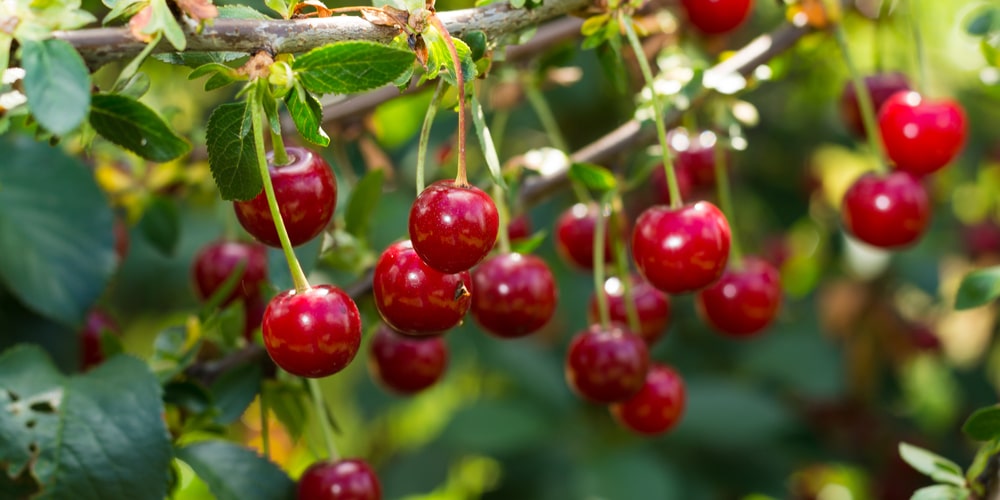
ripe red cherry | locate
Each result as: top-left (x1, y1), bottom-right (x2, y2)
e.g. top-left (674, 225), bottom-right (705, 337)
top-left (878, 91), bottom-right (967, 176)
top-left (962, 220), bottom-right (1000, 259)
top-left (588, 276), bottom-right (671, 346)
top-left (555, 203), bottom-right (614, 270)
top-left (471, 252), bottom-right (558, 339)
top-left (631, 201), bottom-right (731, 294)
top-left (696, 257), bottom-right (782, 337)
top-left (80, 309), bottom-right (120, 370)
top-left (297, 459), bottom-right (381, 500)
top-left (368, 324), bottom-right (448, 395)
top-left (234, 147), bottom-right (337, 248)
top-left (409, 180), bottom-right (499, 273)
top-left (668, 128), bottom-right (723, 189)
top-left (372, 240), bottom-right (472, 336)
top-left (262, 284), bottom-right (361, 378)
top-left (192, 240), bottom-right (268, 305)
top-left (565, 324), bottom-right (649, 403)
top-left (507, 214), bottom-right (532, 243)
top-left (841, 171), bottom-right (930, 249)
top-left (680, 0), bottom-right (754, 35)
top-left (611, 364), bottom-right (686, 435)
top-left (839, 72), bottom-right (910, 138)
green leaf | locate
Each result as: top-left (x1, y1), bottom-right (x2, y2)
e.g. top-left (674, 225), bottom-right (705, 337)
top-left (911, 484), bottom-right (971, 500)
top-left (21, 39), bottom-right (91, 136)
top-left (469, 94), bottom-right (506, 189)
top-left (966, 438), bottom-right (1000, 493)
top-left (443, 399), bottom-right (550, 454)
top-left (218, 4), bottom-right (272, 19)
top-left (149, 325), bottom-right (202, 383)
top-left (0, 135), bottom-right (116, 326)
top-left (263, 0), bottom-right (289, 18)
top-left (966, 8), bottom-right (997, 36)
top-left (138, 195), bottom-right (181, 256)
top-left (577, 448), bottom-right (681, 500)
top-left (964, 406), bottom-right (1000, 441)
top-left (672, 378), bottom-right (796, 446)
top-left (264, 381), bottom-right (309, 441)
top-left (284, 84), bottom-right (330, 147)
top-left (293, 41), bottom-right (415, 95)
top-left (346, 169), bottom-right (385, 238)
top-left (510, 230), bottom-right (546, 255)
top-left (210, 362), bottom-right (262, 425)
top-left (423, 31), bottom-right (475, 87)
top-left (0, 345), bottom-right (66, 481)
top-left (899, 442), bottom-right (967, 486)
top-left (176, 441), bottom-right (295, 500)
top-left (154, 51), bottom-right (247, 68)
top-left (568, 162), bottom-right (617, 192)
top-left (206, 101), bottom-right (262, 201)
top-left (462, 31), bottom-right (488, 61)
top-left (89, 93), bottom-right (191, 162)
top-left (144, 0), bottom-right (186, 50)
top-left (190, 62), bottom-right (247, 91)
top-left (956, 266), bottom-right (1000, 309)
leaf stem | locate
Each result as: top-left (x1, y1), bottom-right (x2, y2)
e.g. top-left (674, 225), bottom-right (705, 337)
top-left (250, 82), bottom-right (310, 293)
top-left (611, 194), bottom-right (640, 333)
top-left (429, 15), bottom-right (469, 187)
top-left (712, 136), bottom-right (742, 270)
top-left (524, 77), bottom-right (569, 152)
top-left (832, 19), bottom-right (890, 172)
top-left (592, 192), bottom-right (613, 329)
top-left (307, 378), bottom-right (340, 462)
top-left (417, 80), bottom-right (446, 194)
top-left (270, 128), bottom-right (289, 166)
top-left (620, 14), bottom-right (682, 209)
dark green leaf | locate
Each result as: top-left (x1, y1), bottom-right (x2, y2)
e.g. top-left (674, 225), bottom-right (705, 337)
top-left (264, 381), bottom-right (309, 441)
top-left (138, 195), bottom-right (181, 255)
top-left (210, 362), bottom-right (262, 425)
top-left (206, 101), bottom-right (262, 201)
top-left (443, 399), bottom-right (550, 454)
top-left (577, 448), bottom-right (680, 499)
top-left (176, 440), bottom-right (295, 500)
top-left (21, 39), bottom-right (91, 136)
top-left (149, 326), bottom-right (203, 383)
top-left (0, 135), bottom-right (116, 326)
top-left (510, 230), bottom-right (547, 255)
top-left (568, 162), bottom-right (617, 192)
top-left (284, 84), bottom-right (330, 147)
top-left (672, 378), bottom-right (797, 447)
top-left (293, 41), bottom-right (415, 95)
top-left (965, 406), bottom-right (1000, 441)
top-left (911, 484), bottom-right (971, 500)
top-left (954, 266), bottom-right (1000, 310)
top-left (0, 345), bottom-right (66, 481)
top-left (345, 169), bottom-right (385, 238)
top-left (967, 8), bottom-right (997, 36)
top-left (267, 237), bottom-right (322, 291)
top-left (899, 442), bottom-right (967, 486)
top-left (164, 381), bottom-right (214, 416)
top-left (462, 31), bottom-right (488, 61)
top-left (90, 94), bottom-right (191, 162)
top-left (115, 72), bottom-right (151, 99)
top-left (218, 4), bottom-right (272, 19)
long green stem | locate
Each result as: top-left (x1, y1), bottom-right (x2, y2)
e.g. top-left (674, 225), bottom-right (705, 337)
top-left (269, 128), bottom-right (289, 166)
top-left (259, 388), bottom-right (271, 459)
top-left (906, 0), bottom-right (928, 95)
top-left (250, 84), bottom-right (310, 292)
top-left (493, 183), bottom-right (511, 254)
top-left (307, 378), bottom-right (340, 461)
top-left (416, 80), bottom-right (446, 194)
top-left (611, 195), bottom-right (640, 334)
top-left (713, 138), bottom-right (743, 270)
top-left (524, 79), bottom-right (569, 153)
top-left (832, 21), bottom-right (890, 172)
top-left (428, 15), bottom-right (469, 187)
top-left (592, 193), bottom-right (613, 329)
top-left (621, 14), bottom-right (682, 209)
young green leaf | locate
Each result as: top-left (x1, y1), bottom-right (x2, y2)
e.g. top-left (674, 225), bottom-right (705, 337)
top-left (954, 266), bottom-right (1000, 310)
top-left (963, 405), bottom-right (1000, 441)
top-left (470, 94), bottom-right (506, 189)
top-left (21, 39), bottom-right (91, 136)
top-left (284, 83), bottom-right (330, 146)
top-left (345, 169), bottom-right (385, 238)
top-left (143, 0), bottom-right (187, 50)
top-left (899, 442), bottom-right (967, 486)
top-left (137, 195), bottom-right (181, 256)
top-left (966, 7), bottom-right (998, 36)
top-left (206, 101), bottom-right (262, 201)
top-left (422, 30), bottom-right (475, 87)
top-left (569, 162), bottom-right (617, 193)
top-left (150, 325), bottom-right (203, 383)
top-left (176, 441), bottom-right (295, 500)
top-left (511, 230), bottom-right (547, 255)
top-left (293, 41), bottom-right (415, 95)
top-left (911, 484), bottom-right (971, 500)
top-left (89, 94), bottom-right (191, 162)
top-left (462, 31), bottom-right (489, 61)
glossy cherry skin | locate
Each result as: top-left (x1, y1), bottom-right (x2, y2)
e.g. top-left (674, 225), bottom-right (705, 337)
top-left (471, 253), bottom-right (558, 339)
top-left (507, 214), bottom-right (532, 243)
top-left (588, 276), bottom-right (671, 346)
top-left (839, 72), bottom-right (910, 138)
top-left (565, 324), bottom-right (649, 403)
top-left (297, 459), bottom-right (381, 500)
top-left (555, 203), bottom-right (614, 270)
top-left (192, 240), bottom-right (269, 306)
top-left (610, 364), bottom-right (686, 435)
top-left (372, 240), bottom-right (473, 336)
top-left (841, 171), bottom-right (930, 249)
top-left (262, 285), bottom-right (361, 378)
top-left (368, 324), bottom-right (448, 395)
top-left (631, 201), bottom-right (731, 294)
top-left (680, 0), bottom-right (754, 35)
top-left (878, 91), bottom-right (967, 176)
top-left (696, 257), bottom-right (782, 337)
top-left (234, 147), bottom-right (337, 248)
top-left (409, 180), bottom-right (499, 273)
top-left (80, 309), bottom-right (120, 370)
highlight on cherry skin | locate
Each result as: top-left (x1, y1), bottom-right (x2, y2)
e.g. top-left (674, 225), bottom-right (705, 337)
top-left (588, 275), bottom-right (671, 346)
top-left (368, 323), bottom-right (449, 395)
top-left (611, 363), bottom-right (687, 435)
top-left (877, 90), bottom-right (967, 177)
top-left (297, 458), bottom-right (382, 500)
top-left (471, 252), bottom-right (558, 339)
top-left (696, 256), bottom-right (783, 338)
top-left (409, 179), bottom-right (500, 274)
top-left (565, 323), bottom-right (650, 404)
top-left (841, 171), bottom-right (931, 249)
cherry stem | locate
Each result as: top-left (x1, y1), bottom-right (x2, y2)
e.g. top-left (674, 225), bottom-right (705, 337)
top-left (592, 192), bottom-right (614, 330)
top-left (416, 79), bottom-right (446, 194)
top-left (621, 14), bottom-right (683, 210)
top-left (712, 135), bottom-right (743, 270)
top-left (493, 182), bottom-right (512, 254)
top-left (259, 389), bottom-right (271, 459)
top-left (832, 20), bottom-right (890, 173)
top-left (905, 0), bottom-right (928, 95)
top-left (307, 378), bottom-right (341, 461)
top-left (250, 83), bottom-right (310, 293)
top-left (611, 194), bottom-right (641, 334)
top-left (524, 76), bottom-right (569, 153)
top-left (429, 15), bottom-right (468, 187)
top-left (269, 128), bottom-right (289, 166)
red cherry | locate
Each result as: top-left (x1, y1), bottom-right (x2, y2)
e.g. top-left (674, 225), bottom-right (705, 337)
top-left (507, 214), bottom-right (532, 243)
top-left (962, 220), bottom-right (1000, 259)
top-left (907, 324), bottom-right (942, 353)
top-left (234, 147), bottom-right (337, 248)
top-left (192, 241), bottom-right (269, 306)
top-left (878, 91), bottom-right (967, 176)
top-left (554, 203), bottom-right (614, 270)
top-left (262, 285), bottom-right (361, 378)
top-left (80, 309), bottom-right (120, 370)
top-left (297, 459), bottom-right (381, 500)
top-left (680, 0), bottom-right (754, 35)
top-left (409, 180), bottom-right (499, 273)
top-left (471, 252), bottom-right (558, 339)
top-left (372, 240), bottom-right (472, 336)
top-left (668, 128), bottom-right (722, 190)
top-left (651, 163), bottom-right (695, 206)
top-left (839, 72), bottom-right (910, 138)
top-left (631, 201), bottom-right (731, 294)
top-left (368, 324), bottom-right (448, 394)
top-left (565, 324), bottom-right (649, 403)
top-left (587, 276), bottom-right (671, 345)
top-left (841, 171), bottom-right (930, 249)
top-left (611, 364), bottom-right (685, 435)
top-left (696, 256), bottom-right (782, 337)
